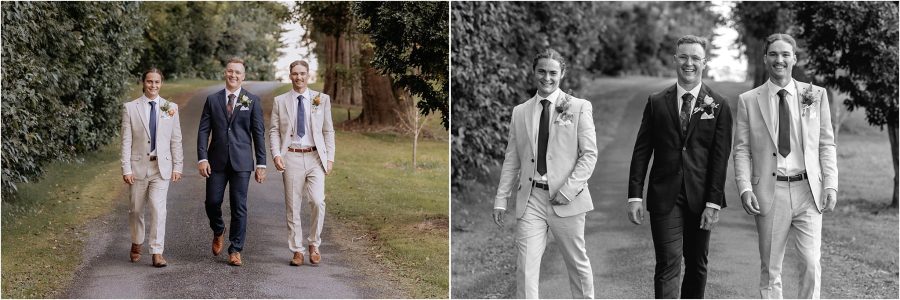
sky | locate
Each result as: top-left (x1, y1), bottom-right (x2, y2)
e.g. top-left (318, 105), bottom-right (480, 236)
top-left (272, 1), bottom-right (748, 84)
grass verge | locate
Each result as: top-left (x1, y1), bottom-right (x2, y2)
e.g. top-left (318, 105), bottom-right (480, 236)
top-left (1, 79), bottom-right (219, 298)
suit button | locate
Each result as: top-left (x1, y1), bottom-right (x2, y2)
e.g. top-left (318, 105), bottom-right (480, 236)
top-left (528, 178), bottom-right (532, 181)
top-left (147, 141), bottom-right (150, 143)
top-left (772, 153), bottom-right (776, 157)
top-left (682, 147), bottom-right (686, 151)
top-left (772, 172), bottom-right (776, 176)
top-left (531, 159), bottom-right (534, 163)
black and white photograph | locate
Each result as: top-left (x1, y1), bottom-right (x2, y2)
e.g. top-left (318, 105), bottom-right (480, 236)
top-left (451, 1), bottom-right (898, 299)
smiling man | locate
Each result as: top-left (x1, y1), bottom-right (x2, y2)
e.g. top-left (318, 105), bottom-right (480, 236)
top-left (734, 33), bottom-right (837, 299)
top-left (627, 35), bottom-right (733, 298)
top-left (197, 57), bottom-right (267, 266)
top-left (492, 48), bottom-right (598, 298)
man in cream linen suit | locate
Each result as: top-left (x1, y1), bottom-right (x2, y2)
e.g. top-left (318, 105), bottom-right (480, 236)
top-left (734, 33), bottom-right (838, 299)
top-left (270, 60), bottom-right (335, 266)
top-left (121, 68), bottom-right (184, 268)
top-left (493, 49), bottom-right (597, 299)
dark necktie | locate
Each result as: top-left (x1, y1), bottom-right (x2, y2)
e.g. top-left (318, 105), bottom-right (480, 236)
top-left (227, 94), bottom-right (236, 119)
top-left (537, 99), bottom-right (550, 176)
top-left (680, 93), bottom-right (694, 135)
top-left (777, 89), bottom-right (791, 157)
top-left (296, 95), bottom-right (306, 138)
top-left (149, 101), bottom-right (157, 152)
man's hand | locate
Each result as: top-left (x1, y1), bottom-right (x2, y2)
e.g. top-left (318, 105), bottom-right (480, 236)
top-left (492, 208), bottom-right (507, 228)
top-left (627, 201), bottom-right (644, 225)
top-left (198, 161), bottom-right (211, 178)
top-left (274, 156), bottom-right (285, 172)
top-left (172, 172), bottom-right (182, 182)
top-left (822, 189), bottom-right (837, 213)
top-left (325, 161), bottom-right (334, 175)
top-left (255, 167), bottom-right (266, 183)
top-left (741, 191), bottom-right (761, 216)
top-left (549, 193), bottom-right (571, 206)
top-left (699, 207), bottom-right (719, 231)
top-left (123, 174), bottom-right (135, 185)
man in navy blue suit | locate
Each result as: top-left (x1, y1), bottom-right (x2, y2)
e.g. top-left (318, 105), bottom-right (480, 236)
top-left (197, 57), bottom-right (267, 266)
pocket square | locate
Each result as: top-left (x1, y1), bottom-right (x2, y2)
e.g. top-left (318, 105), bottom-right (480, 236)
top-left (700, 112), bottom-right (715, 120)
top-left (240, 106), bottom-right (250, 111)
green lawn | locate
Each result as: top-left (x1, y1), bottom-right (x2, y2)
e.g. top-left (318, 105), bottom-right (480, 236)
top-left (1, 79), bottom-right (220, 298)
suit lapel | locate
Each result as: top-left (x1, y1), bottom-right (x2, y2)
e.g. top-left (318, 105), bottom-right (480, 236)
top-left (137, 98), bottom-right (151, 138)
top-left (526, 95), bottom-right (540, 158)
top-left (548, 92), bottom-right (565, 142)
top-left (663, 85), bottom-right (681, 140)
top-left (229, 90), bottom-right (243, 126)
top-left (796, 79), bottom-right (810, 152)
top-left (684, 85), bottom-right (707, 142)
top-left (754, 84), bottom-right (778, 147)
top-left (285, 93), bottom-right (296, 135)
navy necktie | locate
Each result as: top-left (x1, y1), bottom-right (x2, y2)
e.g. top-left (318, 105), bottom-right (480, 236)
top-left (297, 95), bottom-right (306, 138)
top-left (777, 89), bottom-right (791, 157)
top-left (680, 93), bottom-right (694, 136)
top-left (537, 99), bottom-right (550, 175)
top-left (227, 94), bottom-right (235, 119)
top-left (149, 101), bottom-right (157, 152)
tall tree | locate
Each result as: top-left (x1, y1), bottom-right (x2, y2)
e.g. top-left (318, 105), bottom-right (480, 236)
top-left (793, 1), bottom-right (900, 207)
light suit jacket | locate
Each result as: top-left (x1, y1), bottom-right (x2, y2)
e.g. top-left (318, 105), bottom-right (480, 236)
top-left (269, 90), bottom-right (336, 167)
top-left (734, 79), bottom-right (838, 215)
top-left (494, 91), bottom-right (598, 218)
top-left (121, 96), bottom-right (184, 179)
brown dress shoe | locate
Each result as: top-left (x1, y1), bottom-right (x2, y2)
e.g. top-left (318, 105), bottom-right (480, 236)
top-left (290, 252), bottom-right (304, 266)
top-left (309, 245), bottom-right (321, 265)
top-left (152, 254), bottom-right (167, 268)
top-left (228, 252), bottom-right (242, 266)
top-left (130, 243), bottom-right (142, 262)
top-left (212, 232), bottom-right (225, 256)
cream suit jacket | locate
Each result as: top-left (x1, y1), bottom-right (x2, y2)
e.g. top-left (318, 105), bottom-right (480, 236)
top-left (495, 91), bottom-right (598, 218)
top-left (269, 90), bottom-right (336, 167)
top-left (120, 97), bottom-right (184, 179)
top-left (733, 79), bottom-right (838, 215)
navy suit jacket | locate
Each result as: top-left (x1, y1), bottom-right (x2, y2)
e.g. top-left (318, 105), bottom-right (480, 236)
top-left (628, 83), bottom-right (733, 214)
top-left (197, 88), bottom-right (266, 172)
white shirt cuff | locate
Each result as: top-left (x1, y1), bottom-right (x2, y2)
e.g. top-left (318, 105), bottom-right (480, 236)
top-left (256, 165), bottom-right (266, 169)
top-left (706, 203), bottom-right (721, 210)
top-left (494, 207), bottom-right (506, 210)
top-left (123, 172), bottom-right (133, 176)
top-left (740, 188), bottom-right (753, 197)
top-left (627, 198), bottom-right (643, 203)
top-left (198, 159), bottom-right (208, 164)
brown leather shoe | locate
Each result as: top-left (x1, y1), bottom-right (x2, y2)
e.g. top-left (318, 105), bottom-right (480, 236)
top-left (309, 245), bottom-right (321, 265)
top-left (290, 252), bottom-right (304, 266)
top-left (130, 243), bottom-right (142, 262)
top-left (212, 232), bottom-right (224, 256)
top-left (152, 254), bottom-right (167, 268)
top-left (228, 252), bottom-right (242, 266)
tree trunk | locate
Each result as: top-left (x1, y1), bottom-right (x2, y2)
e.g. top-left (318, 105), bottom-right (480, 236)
top-left (318, 33), bottom-right (363, 106)
top-left (890, 123), bottom-right (898, 208)
top-left (349, 65), bottom-right (404, 127)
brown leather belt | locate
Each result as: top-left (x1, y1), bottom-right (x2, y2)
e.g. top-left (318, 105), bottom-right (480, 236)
top-left (532, 181), bottom-right (549, 190)
top-left (776, 172), bottom-right (807, 182)
top-left (288, 146), bottom-right (317, 153)
top-left (149, 156), bottom-right (157, 161)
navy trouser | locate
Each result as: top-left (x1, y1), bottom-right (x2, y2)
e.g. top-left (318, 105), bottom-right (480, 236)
top-left (205, 162), bottom-right (251, 254)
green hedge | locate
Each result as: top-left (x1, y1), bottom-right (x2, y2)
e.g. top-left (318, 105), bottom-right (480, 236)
top-left (2, 2), bottom-right (144, 197)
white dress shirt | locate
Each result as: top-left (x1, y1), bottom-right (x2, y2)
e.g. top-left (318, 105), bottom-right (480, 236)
top-left (289, 88), bottom-right (316, 149)
top-left (766, 79), bottom-right (805, 176)
top-left (627, 82), bottom-right (721, 210)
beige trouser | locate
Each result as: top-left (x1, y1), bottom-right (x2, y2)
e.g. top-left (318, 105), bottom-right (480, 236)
top-left (515, 188), bottom-right (594, 299)
top-left (282, 150), bottom-right (326, 254)
top-left (755, 178), bottom-right (822, 299)
top-left (129, 160), bottom-right (169, 254)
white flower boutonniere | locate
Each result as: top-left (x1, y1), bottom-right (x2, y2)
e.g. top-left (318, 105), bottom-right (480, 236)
top-left (800, 85), bottom-right (820, 117)
top-left (240, 95), bottom-right (252, 108)
top-left (160, 100), bottom-right (176, 118)
top-left (692, 95), bottom-right (719, 119)
top-left (554, 91), bottom-right (575, 126)
top-left (312, 93), bottom-right (322, 113)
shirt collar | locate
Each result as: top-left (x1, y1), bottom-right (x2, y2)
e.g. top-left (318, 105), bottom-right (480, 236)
top-left (226, 87), bottom-right (243, 98)
top-left (676, 82), bottom-right (702, 101)
top-left (535, 88), bottom-right (562, 106)
top-left (766, 78), bottom-right (796, 98)
top-left (291, 88), bottom-right (311, 101)
top-left (143, 94), bottom-right (160, 103)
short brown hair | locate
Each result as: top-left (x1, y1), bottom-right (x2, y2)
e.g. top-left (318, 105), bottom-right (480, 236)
top-left (226, 57), bottom-right (245, 67)
top-left (532, 48), bottom-right (567, 73)
top-left (676, 35), bottom-right (709, 54)
top-left (289, 60), bottom-right (310, 72)
top-left (142, 67), bottom-right (164, 81)
top-left (764, 33), bottom-right (797, 53)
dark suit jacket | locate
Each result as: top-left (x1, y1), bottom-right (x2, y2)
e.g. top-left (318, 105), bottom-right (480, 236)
top-left (628, 83), bottom-right (733, 214)
top-left (197, 88), bottom-right (266, 172)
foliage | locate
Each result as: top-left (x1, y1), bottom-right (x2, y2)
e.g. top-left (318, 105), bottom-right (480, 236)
top-left (731, 1), bottom-right (797, 86)
top-left (133, 2), bottom-right (290, 80)
top-left (1, 2), bottom-right (144, 197)
top-left (354, 1), bottom-right (449, 130)
top-left (451, 2), bottom-right (723, 184)
top-left (792, 1), bottom-right (899, 128)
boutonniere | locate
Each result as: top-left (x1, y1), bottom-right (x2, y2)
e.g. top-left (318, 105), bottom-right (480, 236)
top-left (554, 90), bottom-right (575, 126)
top-left (800, 85), bottom-right (820, 117)
top-left (312, 93), bottom-right (321, 112)
top-left (240, 95), bottom-right (252, 108)
top-left (692, 95), bottom-right (719, 117)
top-left (159, 100), bottom-right (176, 118)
